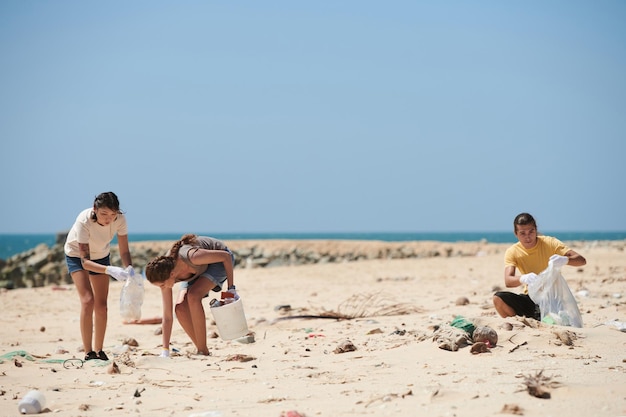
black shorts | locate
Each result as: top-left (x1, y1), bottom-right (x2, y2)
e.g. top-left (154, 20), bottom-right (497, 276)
top-left (494, 291), bottom-right (540, 320)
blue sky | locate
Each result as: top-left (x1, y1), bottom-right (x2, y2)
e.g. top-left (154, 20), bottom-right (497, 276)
top-left (1, 1), bottom-right (625, 234)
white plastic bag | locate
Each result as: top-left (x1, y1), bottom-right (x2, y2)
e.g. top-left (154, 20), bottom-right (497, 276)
top-left (120, 271), bottom-right (144, 322)
top-left (527, 258), bottom-right (583, 328)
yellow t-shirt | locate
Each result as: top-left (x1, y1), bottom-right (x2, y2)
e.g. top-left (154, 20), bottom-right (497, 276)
top-left (504, 235), bottom-right (570, 275)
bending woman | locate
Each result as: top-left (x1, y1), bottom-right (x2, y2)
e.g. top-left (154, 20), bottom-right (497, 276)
top-left (64, 191), bottom-right (134, 361)
top-left (145, 234), bottom-right (236, 357)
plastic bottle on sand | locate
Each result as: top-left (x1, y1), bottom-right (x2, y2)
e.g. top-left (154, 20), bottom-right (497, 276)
top-left (18, 390), bottom-right (46, 414)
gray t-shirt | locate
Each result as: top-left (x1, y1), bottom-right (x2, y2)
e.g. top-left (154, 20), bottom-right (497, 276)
top-left (176, 236), bottom-right (229, 283)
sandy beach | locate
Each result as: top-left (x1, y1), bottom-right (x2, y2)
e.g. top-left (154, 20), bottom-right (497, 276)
top-left (1, 240), bottom-right (624, 417)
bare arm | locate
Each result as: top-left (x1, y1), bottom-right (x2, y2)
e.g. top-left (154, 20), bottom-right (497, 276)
top-left (79, 243), bottom-right (108, 274)
top-left (117, 234), bottom-right (133, 267)
top-left (504, 265), bottom-right (523, 288)
top-left (564, 249), bottom-right (586, 267)
top-left (160, 287), bottom-right (174, 351)
top-left (189, 249), bottom-right (235, 288)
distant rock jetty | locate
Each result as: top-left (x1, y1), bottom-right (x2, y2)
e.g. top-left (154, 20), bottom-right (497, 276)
top-left (0, 232), bottom-right (621, 289)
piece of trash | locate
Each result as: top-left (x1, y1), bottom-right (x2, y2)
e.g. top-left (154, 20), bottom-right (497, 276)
top-left (107, 362), bottom-right (120, 374)
top-left (134, 388), bottom-right (146, 398)
top-left (473, 326), bottom-right (498, 346)
top-left (88, 381), bottom-right (105, 387)
top-left (333, 340), bottom-right (357, 354)
top-left (18, 390), bottom-right (46, 414)
top-left (604, 320), bottom-right (626, 332)
top-left (470, 341), bottom-right (491, 354)
top-left (187, 411), bottom-right (223, 417)
top-left (63, 359), bottom-right (84, 369)
top-left (280, 411), bottom-right (306, 417)
top-left (521, 370), bottom-right (560, 399)
top-left (225, 354), bottom-right (255, 362)
top-left (235, 333), bottom-right (256, 344)
top-left (122, 338), bottom-right (139, 347)
top-left (576, 290), bottom-right (589, 298)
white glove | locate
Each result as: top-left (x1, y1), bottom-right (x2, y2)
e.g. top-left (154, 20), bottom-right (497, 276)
top-left (549, 254), bottom-right (569, 268)
top-left (105, 266), bottom-right (130, 281)
top-left (160, 349), bottom-right (170, 358)
top-left (520, 272), bottom-right (538, 285)
top-left (125, 265), bottom-right (136, 277)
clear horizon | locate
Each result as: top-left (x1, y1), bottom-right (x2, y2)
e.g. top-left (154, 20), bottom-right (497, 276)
top-left (1, 1), bottom-right (625, 234)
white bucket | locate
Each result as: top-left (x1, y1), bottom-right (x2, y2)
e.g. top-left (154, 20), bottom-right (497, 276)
top-left (209, 298), bottom-right (249, 340)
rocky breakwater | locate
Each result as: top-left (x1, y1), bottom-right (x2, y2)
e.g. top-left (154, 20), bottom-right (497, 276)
top-left (3, 237), bottom-right (619, 291)
top-left (0, 236), bottom-right (512, 290)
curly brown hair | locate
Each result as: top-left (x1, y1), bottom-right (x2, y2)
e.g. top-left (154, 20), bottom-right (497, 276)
top-left (145, 234), bottom-right (198, 283)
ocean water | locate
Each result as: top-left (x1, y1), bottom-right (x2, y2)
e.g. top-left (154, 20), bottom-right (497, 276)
top-left (1, 231), bottom-right (625, 260)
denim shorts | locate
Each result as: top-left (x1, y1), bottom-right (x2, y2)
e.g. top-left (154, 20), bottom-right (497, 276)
top-left (66, 255), bottom-right (111, 275)
top-left (180, 251), bottom-right (235, 293)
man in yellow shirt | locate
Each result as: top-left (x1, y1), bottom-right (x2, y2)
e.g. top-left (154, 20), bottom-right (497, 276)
top-left (493, 213), bottom-right (586, 320)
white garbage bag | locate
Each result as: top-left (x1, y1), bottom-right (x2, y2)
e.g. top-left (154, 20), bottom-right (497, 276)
top-left (527, 256), bottom-right (583, 328)
top-left (120, 271), bottom-right (144, 322)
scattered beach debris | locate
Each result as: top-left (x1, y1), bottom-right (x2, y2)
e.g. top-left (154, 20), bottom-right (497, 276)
top-left (375, 275), bottom-right (413, 282)
top-left (224, 354), bottom-right (255, 362)
top-left (107, 361), bottom-right (120, 374)
top-left (134, 388), bottom-right (146, 398)
top-left (506, 333), bottom-right (528, 353)
top-left (455, 296), bottom-right (470, 306)
top-left (187, 411), bottom-right (223, 417)
top-left (63, 358), bottom-right (83, 369)
top-left (235, 332), bottom-right (256, 344)
top-left (258, 397), bottom-right (287, 404)
top-left (519, 370), bottom-right (561, 399)
top-left (329, 293), bottom-right (422, 319)
top-left (470, 341), bottom-right (491, 354)
top-left (501, 403), bottom-right (524, 415)
top-left (508, 341), bottom-right (528, 353)
top-left (333, 340), bottom-right (357, 354)
top-left (449, 316), bottom-right (476, 334)
top-left (273, 292), bottom-right (422, 323)
top-left (117, 352), bottom-right (136, 367)
top-left (472, 326), bottom-right (498, 346)
top-left (604, 320), bottom-right (626, 332)
top-left (122, 337), bottom-right (139, 347)
top-left (432, 325), bottom-right (471, 351)
top-left (0, 350), bottom-right (35, 364)
top-left (78, 404), bottom-right (90, 411)
top-left (361, 389), bottom-right (413, 407)
top-left (500, 322), bottom-right (514, 331)
top-left (553, 329), bottom-right (577, 346)
top-left (280, 411), bottom-right (306, 417)
top-left (274, 304), bottom-right (292, 314)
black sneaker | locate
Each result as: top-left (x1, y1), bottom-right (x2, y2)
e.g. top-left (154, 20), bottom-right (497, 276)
top-left (84, 351), bottom-right (98, 361)
top-left (97, 351), bottom-right (109, 361)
